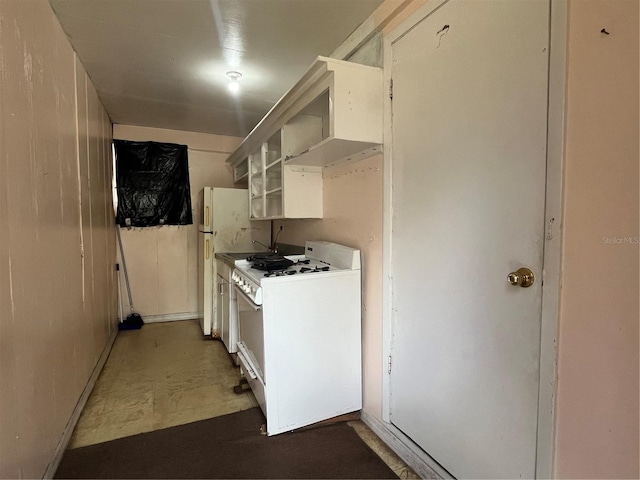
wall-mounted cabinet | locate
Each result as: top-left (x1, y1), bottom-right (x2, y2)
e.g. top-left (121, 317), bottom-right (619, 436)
top-left (227, 56), bottom-right (382, 219)
top-left (234, 159), bottom-right (249, 183)
top-left (248, 130), bottom-right (322, 220)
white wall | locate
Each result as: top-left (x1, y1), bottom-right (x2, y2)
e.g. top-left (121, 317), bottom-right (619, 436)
top-left (0, 2), bottom-right (116, 477)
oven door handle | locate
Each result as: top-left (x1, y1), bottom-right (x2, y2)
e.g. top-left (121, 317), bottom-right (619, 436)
top-left (234, 285), bottom-right (261, 311)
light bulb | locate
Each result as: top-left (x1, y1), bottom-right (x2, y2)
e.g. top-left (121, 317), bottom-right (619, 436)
top-left (228, 80), bottom-right (240, 94)
top-left (226, 71), bottom-right (242, 95)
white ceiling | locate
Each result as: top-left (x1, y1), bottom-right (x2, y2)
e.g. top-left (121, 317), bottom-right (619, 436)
top-left (49, 0), bottom-right (383, 138)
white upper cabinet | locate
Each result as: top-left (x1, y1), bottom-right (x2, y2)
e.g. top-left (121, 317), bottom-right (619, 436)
top-left (247, 131), bottom-right (322, 220)
top-left (228, 56), bottom-right (383, 219)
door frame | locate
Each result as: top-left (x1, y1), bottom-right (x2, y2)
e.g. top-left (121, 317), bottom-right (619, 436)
top-left (380, 1), bottom-right (568, 477)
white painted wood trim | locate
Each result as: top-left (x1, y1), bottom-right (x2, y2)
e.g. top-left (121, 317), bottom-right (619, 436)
top-left (141, 312), bottom-right (200, 324)
top-left (331, 0), bottom-right (420, 61)
top-left (43, 325), bottom-right (119, 479)
top-left (384, 0), bottom-right (449, 45)
top-left (331, 10), bottom-right (382, 60)
top-left (382, 0), bottom-right (450, 425)
top-left (361, 410), bottom-right (451, 479)
top-left (536, 1), bottom-right (568, 477)
top-left (381, 0), bottom-right (566, 477)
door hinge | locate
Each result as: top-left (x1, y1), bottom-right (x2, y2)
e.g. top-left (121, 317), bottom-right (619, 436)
top-left (387, 355), bottom-right (392, 374)
top-left (389, 79), bottom-right (394, 100)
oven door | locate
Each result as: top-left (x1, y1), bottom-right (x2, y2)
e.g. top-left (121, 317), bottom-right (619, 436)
top-left (235, 285), bottom-right (267, 411)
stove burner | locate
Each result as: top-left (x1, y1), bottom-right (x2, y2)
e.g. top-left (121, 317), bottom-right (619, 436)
top-left (246, 253), bottom-right (282, 262)
top-left (263, 270), bottom-right (297, 278)
top-left (248, 254), bottom-right (294, 271)
top-left (299, 266), bottom-right (330, 273)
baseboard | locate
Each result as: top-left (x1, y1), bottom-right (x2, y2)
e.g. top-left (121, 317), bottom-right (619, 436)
top-left (43, 324), bottom-right (119, 479)
top-left (140, 312), bottom-right (199, 323)
top-left (360, 410), bottom-right (452, 480)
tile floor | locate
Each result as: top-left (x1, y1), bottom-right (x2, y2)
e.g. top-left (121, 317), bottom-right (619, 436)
top-left (69, 320), bottom-right (418, 479)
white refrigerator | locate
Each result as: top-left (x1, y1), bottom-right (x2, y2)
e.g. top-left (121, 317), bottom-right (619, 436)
top-left (197, 187), bottom-right (268, 337)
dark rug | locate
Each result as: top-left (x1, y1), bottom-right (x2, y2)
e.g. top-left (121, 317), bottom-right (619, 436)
top-left (55, 408), bottom-right (398, 479)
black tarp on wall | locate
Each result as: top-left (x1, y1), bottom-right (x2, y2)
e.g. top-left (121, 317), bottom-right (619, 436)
top-left (114, 140), bottom-right (192, 227)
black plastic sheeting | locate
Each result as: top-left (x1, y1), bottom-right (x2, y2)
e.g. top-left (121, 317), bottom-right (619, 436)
top-left (114, 140), bottom-right (193, 227)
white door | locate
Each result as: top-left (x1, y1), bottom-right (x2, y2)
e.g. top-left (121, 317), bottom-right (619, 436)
top-left (389, 1), bottom-right (549, 478)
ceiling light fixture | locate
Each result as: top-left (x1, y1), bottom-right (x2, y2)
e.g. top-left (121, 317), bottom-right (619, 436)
top-left (226, 71), bottom-right (242, 94)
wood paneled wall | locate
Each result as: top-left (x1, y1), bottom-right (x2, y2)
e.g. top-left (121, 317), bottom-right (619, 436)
top-left (0, 2), bottom-right (116, 477)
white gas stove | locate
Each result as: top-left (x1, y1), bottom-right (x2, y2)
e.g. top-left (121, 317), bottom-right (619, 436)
top-left (231, 241), bottom-right (361, 305)
top-left (231, 241), bottom-right (362, 436)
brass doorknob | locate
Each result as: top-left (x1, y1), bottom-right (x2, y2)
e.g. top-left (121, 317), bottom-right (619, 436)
top-left (507, 267), bottom-right (535, 288)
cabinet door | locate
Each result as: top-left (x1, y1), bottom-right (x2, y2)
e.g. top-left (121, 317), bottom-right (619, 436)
top-left (249, 152), bottom-right (264, 219)
top-left (282, 165), bottom-right (322, 218)
top-left (248, 135), bottom-right (322, 219)
top-left (264, 134), bottom-right (283, 218)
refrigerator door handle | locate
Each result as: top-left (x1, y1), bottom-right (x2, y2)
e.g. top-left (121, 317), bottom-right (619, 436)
top-left (205, 206), bottom-right (210, 228)
top-left (205, 239), bottom-right (210, 260)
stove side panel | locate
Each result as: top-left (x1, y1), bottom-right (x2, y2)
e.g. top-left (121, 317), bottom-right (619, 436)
top-left (262, 271), bottom-right (362, 434)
